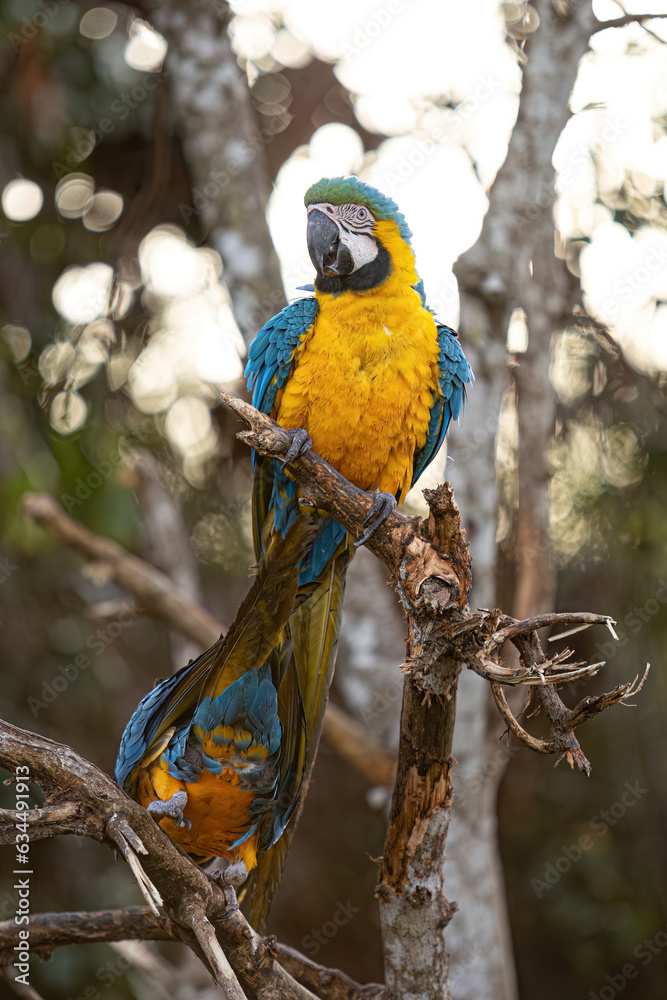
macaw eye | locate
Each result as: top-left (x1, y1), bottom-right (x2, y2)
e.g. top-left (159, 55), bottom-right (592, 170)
top-left (357, 208), bottom-right (367, 219)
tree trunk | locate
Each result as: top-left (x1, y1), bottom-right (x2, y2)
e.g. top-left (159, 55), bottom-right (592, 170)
top-left (448, 4), bottom-right (599, 997)
top-left (146, 0), bottom-right (286, 342)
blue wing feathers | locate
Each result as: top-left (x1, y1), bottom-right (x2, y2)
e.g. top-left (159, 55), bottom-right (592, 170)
top-left (245, 293), bottom-right (471, 571)
top-left (245, 297), bottom-right (318, 414)
top-left (246, 295), bottom-right (345, 583)
top-left (116, 664), bottom-right (283, 791)
top-left (412, 323), bottom-right (473, 486)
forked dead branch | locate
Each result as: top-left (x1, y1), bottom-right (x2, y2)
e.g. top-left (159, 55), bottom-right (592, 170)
top-left (0, 393), bottom-right (646, 1000)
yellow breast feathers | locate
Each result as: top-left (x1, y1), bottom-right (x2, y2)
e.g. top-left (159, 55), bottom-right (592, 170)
top-left (276, 220), bottom-right (440, 500)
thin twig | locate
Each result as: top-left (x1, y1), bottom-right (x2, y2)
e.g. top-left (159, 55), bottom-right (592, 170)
top-left (485, 612), bottom-right (612, 651)
top-left (490, 684), bottom-right (554, 755)
top-left (275, 942), bottom-right (385, 1000)
top-left (184, 903), bottom-right (247, 998)
top-left (0, 718), bottom-right (329, 999)
top-left (108, 816), bottom-right (163, 917)
top-left (22, 492), bottom-right (221, 649)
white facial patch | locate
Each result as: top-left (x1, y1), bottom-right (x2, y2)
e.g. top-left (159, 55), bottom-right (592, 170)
top-left (308, 201), bottom-right (379, 272)
top-left (340, 230), bottom-right (378, 270)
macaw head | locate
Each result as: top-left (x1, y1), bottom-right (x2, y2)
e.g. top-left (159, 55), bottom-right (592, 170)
top-left (304, 176), bottom-right (413, 293)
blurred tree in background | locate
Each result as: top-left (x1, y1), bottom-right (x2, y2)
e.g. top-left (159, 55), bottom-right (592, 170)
top-left (0, 1), bottom-right (666, 998)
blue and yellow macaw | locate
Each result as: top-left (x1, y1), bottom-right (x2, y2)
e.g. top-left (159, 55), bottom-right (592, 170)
top-left (116, 176), bottom-right (471, 929)
top-left (244, 176), bottom-right (472, 919)
top-left (115, 518), bottom-right (316, 908)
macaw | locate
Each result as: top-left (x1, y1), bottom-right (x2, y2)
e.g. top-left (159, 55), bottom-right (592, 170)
top-left (114, 518), bottom-right (317, 909)
top-left (116, 177), bottom-right (471, 929)
top-left (244, 176), bottom-right (472, 921)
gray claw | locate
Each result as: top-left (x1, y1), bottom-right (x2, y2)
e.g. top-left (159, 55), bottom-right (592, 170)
top-left (209, 859), bottom-right (248, 888)
top-left (209, 859), bottom-right (248, 917)
top-left (281, 428), bottom-right (312, 469)
top-left (354, 489), bottom-right (397, 548)
top-left (147, 790), bottom-right (188, 828)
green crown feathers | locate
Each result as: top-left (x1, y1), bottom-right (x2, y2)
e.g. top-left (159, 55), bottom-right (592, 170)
top-left (304, 176), bottom-right (412, 242)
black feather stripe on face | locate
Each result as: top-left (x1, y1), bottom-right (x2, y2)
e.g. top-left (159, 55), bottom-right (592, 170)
top-left (307, 202), bottom-right (375, 236)
top-left (336, 203), bottom-right (375, 235)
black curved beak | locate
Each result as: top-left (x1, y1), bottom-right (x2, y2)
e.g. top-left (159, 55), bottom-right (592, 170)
top-left (307, 210), bottom-right (354, 278)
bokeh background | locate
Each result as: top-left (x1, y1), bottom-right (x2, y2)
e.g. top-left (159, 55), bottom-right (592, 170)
top-left (1, 0), bottom-right (666, 998)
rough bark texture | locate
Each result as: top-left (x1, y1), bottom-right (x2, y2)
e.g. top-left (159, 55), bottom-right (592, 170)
top-left (459, 0), bottom-right (598, 620)
top-left (447, 4), bottom-right (600, 996)
top-left (378, 682), bottom-right (458, 1000)
top-left (144, 0), bottom-right (286, 342)
top-left (0, 721), bottom-right (317, 1000)
top-left (375, 491), bottom-right (471, 1000)
top-left (2, 396), bottom-right (631, 998)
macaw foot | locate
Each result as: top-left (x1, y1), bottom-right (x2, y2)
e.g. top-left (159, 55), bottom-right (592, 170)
top-left (209, 859), bottom-right (249, 917)
top-left (147, 790), bottom-right (189, 828)
top-left (281, 427), bottom-right (312, 470)
top-left (354, 488), bottom-right (398, 548)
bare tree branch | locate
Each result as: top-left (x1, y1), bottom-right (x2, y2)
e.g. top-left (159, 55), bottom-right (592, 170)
top-left (275, 944), bottom-right (385, 1000)
top-left (0, 719), bottom-right (318, 999)
top-left (0, 908), bottom-right (169, 961)
top-left (593, 12), bottom-right (667, 36)
top-left (21, 490), bottom-right (389, 788)
top-left (0, 905), bottom-right (382, 1000)
top-left (0, 801), bottom-right (93, 844)
top-left (4, 394), bottom-right (644, 998)
top-left (21, 492), bottom-right (221, 650)
top-left (143, 0), bottom-right (286, 342)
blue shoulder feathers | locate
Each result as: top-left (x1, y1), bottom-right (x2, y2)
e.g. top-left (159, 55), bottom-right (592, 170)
top-left (412, 323), bottom-right (473, 484)
top-left (245, 297), bottom-right (319, 415)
